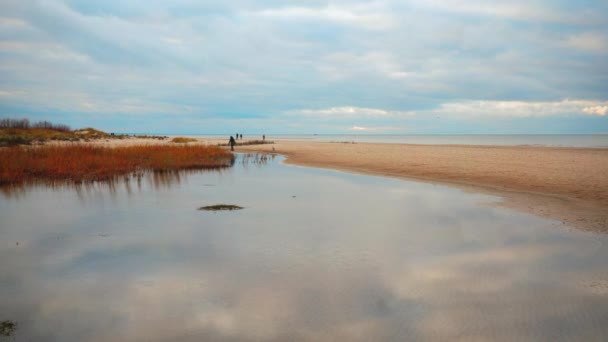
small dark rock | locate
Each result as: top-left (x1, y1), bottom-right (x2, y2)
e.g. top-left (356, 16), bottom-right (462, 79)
top-left (1, 320), bottom-right (17, 337)
top-left (198, 204), bottom-right (244, 211)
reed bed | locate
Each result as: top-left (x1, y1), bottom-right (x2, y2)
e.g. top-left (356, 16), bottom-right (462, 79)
top-left (0, 145), bottom-right (234, 185)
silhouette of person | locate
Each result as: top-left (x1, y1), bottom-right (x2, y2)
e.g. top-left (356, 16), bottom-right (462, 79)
top-left (240, 134), bottom-right (243, 140)
top-left (263, 134), bottom-right (265, 141)
top-left (229, 135), bottom-right (236, 151)
top-left (235, 133), bottom-right (239, 140)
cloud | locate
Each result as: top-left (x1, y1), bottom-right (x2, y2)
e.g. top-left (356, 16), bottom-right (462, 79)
top-left (0, 0), bottom-right (606, 133)
top-left (247, 4), bottom-right (395, 30)
top-left (287, 106), bottom-right (413, 118)
top-left (318, 52), bottom-right (412, 81)
top-left (563, 32), bottom-right (608, 54)
top-left (411, 0), bottom-right (596, 24)
top-left (347, 125), bottom-right (404, 132)
top-left (583, 106), bottom-right (608, 116)
top-left (423, 99), bottom-right (608, 118)
top-left (0, 88), bottom-right (198, 115)
top-left (288, 100), bottom-right (608, 121)
top-left (0, 17), bottom-right (31, 29)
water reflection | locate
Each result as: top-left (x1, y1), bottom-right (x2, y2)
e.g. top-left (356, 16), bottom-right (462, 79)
top-left (0, 154), bottom-right (278, 200)
top-left (0, 154), bottom-right (606, 341)
top-left (240, 152), bottom-right (275, 168)
top-left (0, 157), bottom-right (246, 201)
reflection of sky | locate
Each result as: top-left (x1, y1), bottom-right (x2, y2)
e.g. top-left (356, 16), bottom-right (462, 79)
top-left (1, 155), bottom-right (607, 341)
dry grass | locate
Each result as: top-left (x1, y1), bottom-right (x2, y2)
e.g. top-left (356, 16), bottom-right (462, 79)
top-left (171, 137), bottom-right (197, 143)
top-left (0, 145), bottom-right (234, 185)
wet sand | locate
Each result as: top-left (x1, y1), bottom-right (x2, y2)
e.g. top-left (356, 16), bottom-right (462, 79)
top-left (236, 140), bottom-right (608, 232)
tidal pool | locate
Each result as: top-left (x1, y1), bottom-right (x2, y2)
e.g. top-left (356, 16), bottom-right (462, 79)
top-left (0, 154), bottom-right (607, 341)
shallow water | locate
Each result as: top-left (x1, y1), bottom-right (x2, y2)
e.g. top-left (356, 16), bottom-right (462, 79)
top-left (1, 154), bottom-right (607, 341)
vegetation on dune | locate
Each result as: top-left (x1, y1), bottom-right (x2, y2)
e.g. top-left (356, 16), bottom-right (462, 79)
top-left (0, 145), bottom-right (234, 185)
top-left (171, 137), bottom-right (198, 143)
top-left (0, 127), bottom-right (78, 146)
top-left (0, 118), bottom-right (169, 146)
top-left (0, 118), bottom-right (105, 146)
top-left (73, 127), bottom-right (110, 139)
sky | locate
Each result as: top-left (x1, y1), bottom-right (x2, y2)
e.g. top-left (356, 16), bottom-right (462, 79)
top-left (0, 0), bottom-right (607, 134)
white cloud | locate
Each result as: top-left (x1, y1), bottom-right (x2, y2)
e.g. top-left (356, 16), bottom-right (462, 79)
top-left (347, 125), bottom-right (403, 132)
top-left (412, 0), bottom-right (585, 23)
top-left (248, 4), bottom-right (394, 30)
top-left (287, 100), bottom-right (608, 122)
top-left (160, 37), bottom-right (184, 45)
top-left (319, 52), bottom-right (412, 81)
top-left (422, 99), bottom-right (608, 118)
top-left (563, 32), bottom-right (608, 54)
top-left (0, 17), bottom-right (30, 29)
top-left (0, 41), bottom-right (91, 63)
top-left (0, 90), bottom-right (21, 97)
top-left (583, 106), bottom-right (608, 116)
top-left (287, 106), bottom-right (413, 118)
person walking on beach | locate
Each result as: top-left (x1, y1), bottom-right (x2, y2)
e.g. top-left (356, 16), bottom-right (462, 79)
top-left (263, 134), bottom-right (265, 141)
top-left (229, 135), bottom-right (236, 151)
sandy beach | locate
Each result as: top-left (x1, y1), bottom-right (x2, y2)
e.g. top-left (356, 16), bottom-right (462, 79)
top-left (233, 140), bottom-right (608, 232)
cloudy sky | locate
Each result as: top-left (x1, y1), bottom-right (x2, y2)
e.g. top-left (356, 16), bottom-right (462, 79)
top-left (0, 0), bottom-right (607, 134)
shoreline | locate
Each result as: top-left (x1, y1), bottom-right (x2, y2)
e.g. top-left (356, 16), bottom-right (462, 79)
top-left (10, 137), bottom-right (608, 232)
top-left (236, 140), bottom-right (608, 233)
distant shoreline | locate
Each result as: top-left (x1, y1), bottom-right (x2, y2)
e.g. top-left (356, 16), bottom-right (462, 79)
top-left (174, 134), bottom-right (608, 149)
top-left (237, 140), bottom-right (608, 233)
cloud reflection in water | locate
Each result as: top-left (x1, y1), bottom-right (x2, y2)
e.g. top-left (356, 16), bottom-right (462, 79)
top-left (0, 154), bottom-right (607, 341)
